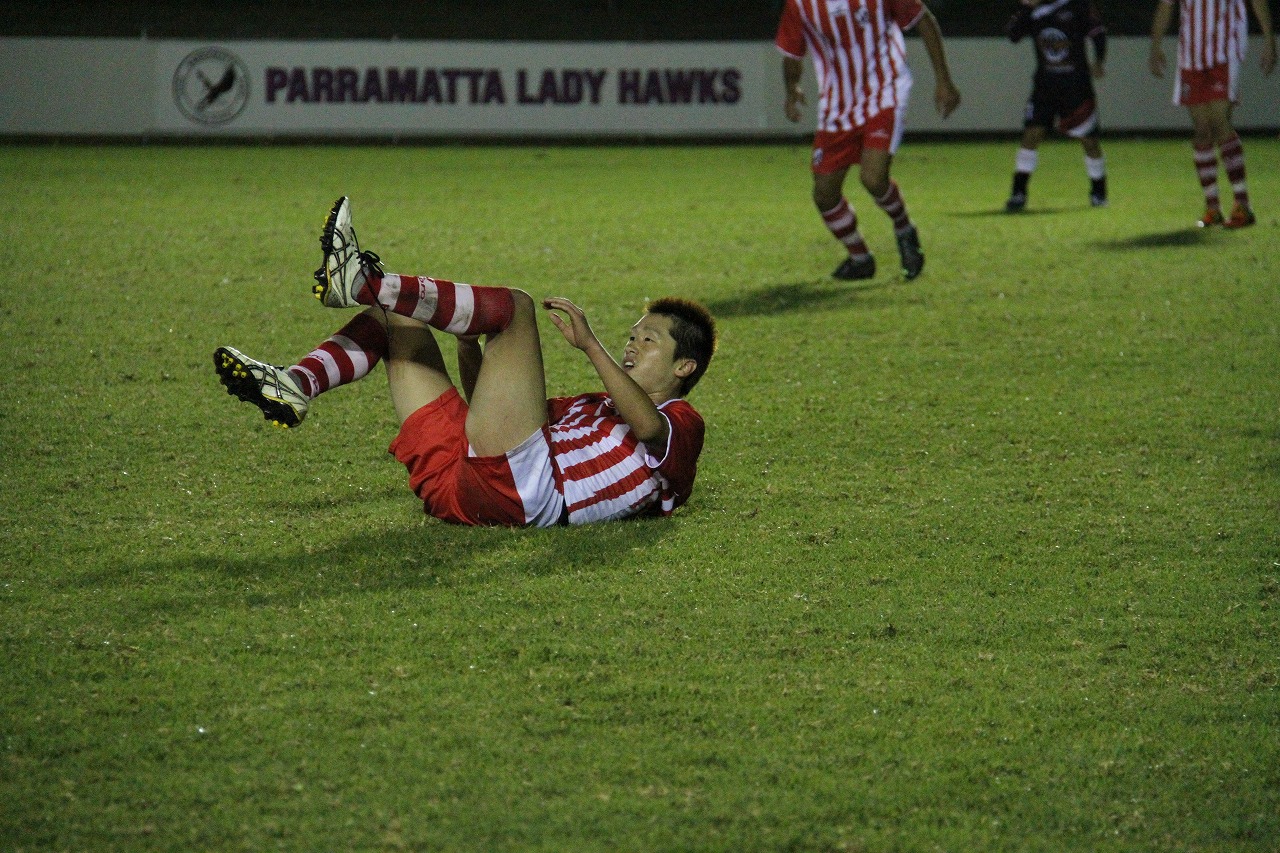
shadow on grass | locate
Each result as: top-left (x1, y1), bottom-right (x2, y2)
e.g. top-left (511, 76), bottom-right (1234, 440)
top-left (1096, 228), bottom-right (1210, 250)
top-left (89, 516), bottom-right (672, 619)
top-left (703, 278), bottom-right (898, 319)
top-left (946, 206), bottom-right (1075, 218)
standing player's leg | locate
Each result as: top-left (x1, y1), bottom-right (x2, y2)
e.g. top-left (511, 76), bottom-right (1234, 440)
top-left (1007, 125), bottom-right (1046, 213)
top-left (1186, 103), bottom-right (1225, 227)
top-left (1204, 100), bottom-right (1255, 228)
top-left (1081, 134), bottom-right (1107, 207)
top-left (1008, 86), bottom-right (1051, 213)
top-left (861, 148), bottom-right (923, 281)
top-left (859, 100), bottom-right (923, 281)
top-left (813, 150), bottom-right (876, 281)
top-left (1055, 86), bottom-right (1105, 209)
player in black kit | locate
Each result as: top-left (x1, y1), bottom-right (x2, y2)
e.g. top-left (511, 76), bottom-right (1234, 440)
top-left (1004, 0), bottom-right (1108, 212)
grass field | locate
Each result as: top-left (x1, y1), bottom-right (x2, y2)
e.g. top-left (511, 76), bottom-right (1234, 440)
top-left (1, 138), bottom-right (1277, 852)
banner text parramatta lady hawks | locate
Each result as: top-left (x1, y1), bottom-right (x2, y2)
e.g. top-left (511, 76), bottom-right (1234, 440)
top-left (263, 66), bottom-right (742, 106)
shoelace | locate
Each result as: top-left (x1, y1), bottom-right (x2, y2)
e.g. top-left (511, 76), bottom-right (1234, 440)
top-left (358, 250), bottom-right (384, 276)
top-left (312, 250), bottom-right (385, 289)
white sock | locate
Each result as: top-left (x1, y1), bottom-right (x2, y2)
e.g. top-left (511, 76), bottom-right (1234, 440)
top-left (1015, 147), bottom-right (1038, 174)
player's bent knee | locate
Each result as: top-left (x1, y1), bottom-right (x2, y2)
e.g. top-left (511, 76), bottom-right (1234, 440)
top-left (509, 289), bottom-right (536, 315)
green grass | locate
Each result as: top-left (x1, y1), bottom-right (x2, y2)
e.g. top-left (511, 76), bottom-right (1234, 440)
top-left (1, 139), bottom-right (1277, 852)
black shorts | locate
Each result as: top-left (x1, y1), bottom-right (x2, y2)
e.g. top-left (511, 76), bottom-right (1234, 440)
top-left (1023, 73), bottom-right (1100, 138)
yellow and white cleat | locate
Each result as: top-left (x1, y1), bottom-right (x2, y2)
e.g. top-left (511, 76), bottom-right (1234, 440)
top-left (311, 195), bottom-right (383, 308)
top-left (213, 345), bottom-right (309, 428)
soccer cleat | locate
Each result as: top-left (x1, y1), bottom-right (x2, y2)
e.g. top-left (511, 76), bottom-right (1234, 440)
top-left (1005, 192), bottom-right (1027, 213)
top-left (312, 196), bottom-right (384, 308)
top-left (1197, 207), bottom-right (1224, 228)
top-left (896, 226), bottom-right (925, 280)
top-left (1223, 203), bottom-right (1255, 229)
top-left (214, 345), bottom-right (309, 428)
top-left (833, 254), bottom-right (876, 281)
top-left (1090, 178), bottom-right (1107, 208)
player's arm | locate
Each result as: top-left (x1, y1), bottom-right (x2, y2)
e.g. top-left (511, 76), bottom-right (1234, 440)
top-left (541, 297), bottom-right (670, 447)
top-left (1248, 0), bottom-right (1276, 74)
top-left (457, 336), bottom-right (482, 403)
top-left (1006, 6), bottom-right (1031, 43)
top-left (783, 56), bottom-right (806, 123)
top-left (915, 8), bottom-right (961, 118)
top-left (1150, 0), bottom-right (1175, 77)
top-left (1087, 3), bottom-right (1107, 77)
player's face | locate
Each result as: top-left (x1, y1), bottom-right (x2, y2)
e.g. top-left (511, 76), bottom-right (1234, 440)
top-left (621, 313), bottom-right (684, 397)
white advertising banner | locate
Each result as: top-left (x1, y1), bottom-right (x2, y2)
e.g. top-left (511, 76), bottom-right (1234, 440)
top-left (152, 40), bottom-right (788, 137)
top-left (2, 36), bottom-right (1278, 138)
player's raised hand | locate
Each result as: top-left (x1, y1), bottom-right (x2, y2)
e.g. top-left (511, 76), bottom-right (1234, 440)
top-left (542, 297), bottom-right (602, 353)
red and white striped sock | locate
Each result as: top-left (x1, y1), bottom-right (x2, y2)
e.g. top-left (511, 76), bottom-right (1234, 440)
top-left (1218, 134), bottom-right (1249, 208)
top-left (820, 198), bottom-right (871, 258)
top-left (1193, 143), bottom-right (1221, 210)
top-left (288, 311), bottom-right (388, 399)
top-left (359, 274), bottom-right (515, 336)
top-left (875, 181), bottom-right (913, 235)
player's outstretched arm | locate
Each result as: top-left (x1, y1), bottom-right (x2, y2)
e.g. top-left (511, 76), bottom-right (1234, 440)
top-left (542, 297), bottom-right (669, 446)
top-left (1150, 0), bottom-right (1174, 77)
top-left (916, 10), bottom-right (960, 118)
top-left (1249, 0), bottom-right (1277, 74)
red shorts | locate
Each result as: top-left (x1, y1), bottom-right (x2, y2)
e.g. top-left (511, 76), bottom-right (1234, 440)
top-left (811, 108), bottom-right (902, 174)
top-left (1176, 63), bottom-right (1236, 106)
top-left (388, 388), bottom-right (564, 527)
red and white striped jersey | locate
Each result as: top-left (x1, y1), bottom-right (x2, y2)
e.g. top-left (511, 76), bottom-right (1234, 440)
top-left (548, 393), bottom-right (704, 525)
top-left (776, 0), bottom-right (925, 132)
top-left (1172, 0), bottom-right (1248, 69)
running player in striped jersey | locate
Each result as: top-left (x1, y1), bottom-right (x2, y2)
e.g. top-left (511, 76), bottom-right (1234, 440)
top-left (1004, 0), bottom-right (1110, 213)
top-left (214, 197), bottom-right (717, 528)
top-left (1150, 0), bottom-right (1276, 228)
top-left (776, 0), bottom-right (960, 282)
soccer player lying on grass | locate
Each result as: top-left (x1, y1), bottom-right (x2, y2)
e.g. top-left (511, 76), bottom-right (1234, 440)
top-left (214, 197), bottom-right (717, 528)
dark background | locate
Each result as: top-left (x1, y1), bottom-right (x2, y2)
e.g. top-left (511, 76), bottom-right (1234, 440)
top-left (4, 1), bottom-right (1276, 40)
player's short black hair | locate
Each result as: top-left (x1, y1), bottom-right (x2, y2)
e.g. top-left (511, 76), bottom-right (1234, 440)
top-left (647, 297), bottom-right (717, 395)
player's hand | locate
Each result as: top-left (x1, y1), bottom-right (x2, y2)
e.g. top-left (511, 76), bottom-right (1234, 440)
top-left (935, 81), bottom-right (960, 119)
top-left (542, 297), bottom-right (602, 354)
top-left (784, 88), bottom-right (805, 123)
top-left (1092, 61), bottom-right (1105, 79)
top-left (1149, 46), bottom-right (1166, 77)
top-left (1261, 40), bottom-right (1277, 75)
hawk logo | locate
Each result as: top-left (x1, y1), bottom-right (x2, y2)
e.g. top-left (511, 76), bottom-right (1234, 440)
top-left (173, 47), bottom-right (250, 125)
